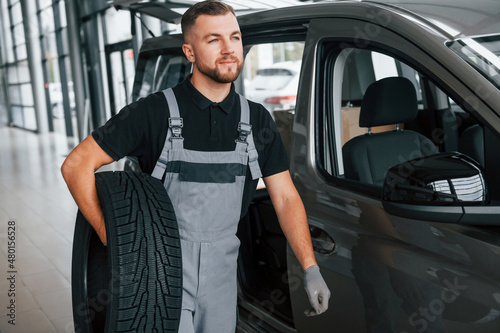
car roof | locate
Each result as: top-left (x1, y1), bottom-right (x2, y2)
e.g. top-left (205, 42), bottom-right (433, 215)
top-left (237, 0), bottom-right (500, 39)
top-left (365, 0), bottom-right (500, 38)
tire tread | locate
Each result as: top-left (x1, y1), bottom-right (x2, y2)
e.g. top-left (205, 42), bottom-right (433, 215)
top-left (95, 171), bottom-right (182, 332)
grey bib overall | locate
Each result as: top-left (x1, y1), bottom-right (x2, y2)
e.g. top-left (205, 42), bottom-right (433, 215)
top-left (152, 88), bottom-right (262, 333)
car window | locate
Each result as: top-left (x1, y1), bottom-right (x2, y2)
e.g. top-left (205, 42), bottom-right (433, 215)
top-left (242, 42), bottom-right (303, 115)
top-left (247, 67), bottom-right (298, 91)
top-left (318, 46), bottom-right (487, 196)
top-left (448, 35), bottom-right (500, 90)
top-left (240, 41), bottom-right (304, 187)
top-left (132, 53), bottom-right (191, 101)
top-left (241, 41), bottom-right (304, 158)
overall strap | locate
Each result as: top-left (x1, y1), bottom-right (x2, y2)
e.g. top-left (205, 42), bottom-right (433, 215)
top-left (164, 88), bottom-right (184, 149)
top-left (151, 88), bottom-right (184, 180)
top-left (236, 94), bottom-right (262, 180)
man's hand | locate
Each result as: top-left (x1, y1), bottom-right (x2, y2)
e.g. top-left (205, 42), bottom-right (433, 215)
top-left (303, 265), bottom-right (330, 316)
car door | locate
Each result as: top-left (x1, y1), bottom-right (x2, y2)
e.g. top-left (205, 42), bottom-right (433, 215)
top-left (289, 13), bottom-right (500, 333)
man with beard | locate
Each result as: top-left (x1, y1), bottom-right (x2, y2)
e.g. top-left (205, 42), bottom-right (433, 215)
top-left (61, 1), bottom-right (329, 331)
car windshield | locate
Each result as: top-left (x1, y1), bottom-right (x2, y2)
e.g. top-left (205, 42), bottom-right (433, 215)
top-left (448, 35), bottom-right (500, 90)
top-left (248, 68), bottom-right (296, 90)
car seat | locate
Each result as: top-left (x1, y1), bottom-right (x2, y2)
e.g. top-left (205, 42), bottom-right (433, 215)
top-left (342, 77), bottom-right (439, 186)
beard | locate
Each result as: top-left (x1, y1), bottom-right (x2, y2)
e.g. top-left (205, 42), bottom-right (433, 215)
top-left (195, 56), bottom-right (243, 84)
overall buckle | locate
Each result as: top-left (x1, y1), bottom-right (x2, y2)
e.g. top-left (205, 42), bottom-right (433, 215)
top-left (169, 117), bottom-right (183, 139)
top-left (235, 122), bottom-right (252, 144)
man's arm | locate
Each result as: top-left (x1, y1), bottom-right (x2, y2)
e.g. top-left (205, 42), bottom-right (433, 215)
top-left (263, 170), bottom-right (316, 270)
top-left (264, 170), bottom-right (330, 316)
top-left (61, 135), bottom-right (114, 244)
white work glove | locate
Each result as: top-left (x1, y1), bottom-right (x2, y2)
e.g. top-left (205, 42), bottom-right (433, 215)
top-left (303, 265), bottom-right (330, 316)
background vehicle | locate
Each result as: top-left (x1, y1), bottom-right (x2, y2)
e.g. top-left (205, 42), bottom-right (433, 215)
top-left (244, 60), bottom-right (301, 116)
top-left (121, 0), bottom-right (500, 332)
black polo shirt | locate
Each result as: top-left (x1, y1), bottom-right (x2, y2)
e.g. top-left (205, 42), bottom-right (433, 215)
top-left (92, 77), bottom-right (289, 217)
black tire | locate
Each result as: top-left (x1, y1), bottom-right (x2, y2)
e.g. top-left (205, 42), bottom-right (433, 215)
top-left (71, 171), bottom-right (182, 332)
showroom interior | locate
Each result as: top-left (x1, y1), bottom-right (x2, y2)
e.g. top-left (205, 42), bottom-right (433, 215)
top-left (0, 1), bottom-right (309, 332)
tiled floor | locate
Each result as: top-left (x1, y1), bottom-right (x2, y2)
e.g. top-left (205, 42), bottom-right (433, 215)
top-left (0, 126), bottom-right (79, 333)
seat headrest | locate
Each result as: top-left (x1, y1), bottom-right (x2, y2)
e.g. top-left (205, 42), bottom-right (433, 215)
top-left (359, 77), bottom-right (418, 128)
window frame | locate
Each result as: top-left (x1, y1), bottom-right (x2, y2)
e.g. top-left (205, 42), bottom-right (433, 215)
top-left (314, 38), bottom-right (489, 199)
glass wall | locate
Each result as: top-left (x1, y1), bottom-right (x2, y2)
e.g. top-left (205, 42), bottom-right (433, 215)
top-left (1, 0), bottom-right (37, 131)
top-left (0, 71), bottom-right (7, 125)
top-left (0, 21), bottom-right (9, 125)
top-left (103, 8), bottom-right (135, 117)
top-left (38, 0), bottom-right (77, 137)
top-left (0, 0), bottom-right (76, 135)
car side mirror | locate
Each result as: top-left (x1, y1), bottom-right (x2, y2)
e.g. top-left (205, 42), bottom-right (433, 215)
top-left (382, 153), bottom-right (500, 224)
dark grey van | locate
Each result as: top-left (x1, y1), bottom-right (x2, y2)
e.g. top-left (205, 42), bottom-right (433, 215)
top-left (116, 1), bottom-right (500, 332)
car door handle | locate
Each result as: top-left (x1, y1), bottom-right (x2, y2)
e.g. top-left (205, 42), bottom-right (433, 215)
top-left (310, 226), bottom-right (335, 254)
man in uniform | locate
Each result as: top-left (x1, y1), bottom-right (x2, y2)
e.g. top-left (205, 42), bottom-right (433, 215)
top-left (61, 1), bottom-right (330, 332)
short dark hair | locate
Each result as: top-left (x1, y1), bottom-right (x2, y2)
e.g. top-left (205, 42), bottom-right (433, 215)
top-left (181, 0), bottom-right (236, 40)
